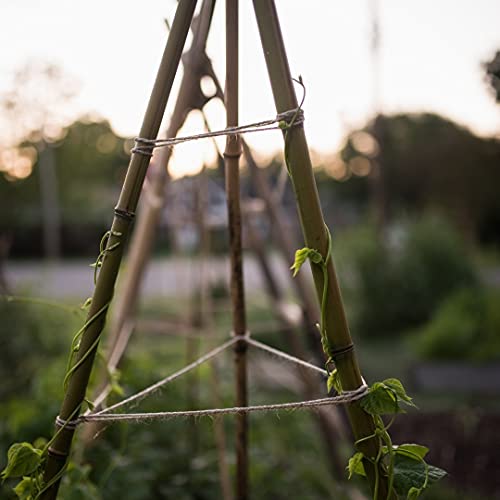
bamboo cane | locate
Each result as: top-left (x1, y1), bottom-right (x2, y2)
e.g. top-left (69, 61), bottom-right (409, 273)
top-left (106, 0), bottom-right (216, 359)
top-left (252, 1), bottom-right (395, 498)
top-left (40, 2), bottom-right (197, 498)
top-left (244, 216), bottom-right (348, 479)
top-left (80, 1), bottom-right (218, 448)
top-left (224, 1), bottom-right (249, 498)
top-left (198, 166), bottom-right (234, 500)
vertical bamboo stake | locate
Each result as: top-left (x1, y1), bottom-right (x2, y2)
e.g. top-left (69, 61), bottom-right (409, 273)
top-left (224, 1), bottom-right (248, 498)
top-left (198, 167), bottom-right (234, 500)
top-left (252, 1), bottom-right (395, 498)
top-left (40, 2), bottom-right (197, 498)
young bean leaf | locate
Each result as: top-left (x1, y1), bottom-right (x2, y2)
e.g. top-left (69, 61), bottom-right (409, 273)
top-left (395, 444), bottom-right (429, 460)
top-left (360, 382), bottom-right (401, 415)
top-left (384, 378), bottom-right (417, 408)
top-left (1, 442), bottom-right (42, 480)
top-left (360, 379), bottom-right (416, 416)
top-left (13, 476), bottom-right (36, 499)
top-left (290, 247), bottom-right (323, 277)
top-left (327, 369), bottom-right (342, 394)
top-left (347, 452), bottom-right (366, 479)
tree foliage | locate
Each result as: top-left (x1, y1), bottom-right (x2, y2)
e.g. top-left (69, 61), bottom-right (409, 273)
top-left (338, 113), bottom-right (500, 244)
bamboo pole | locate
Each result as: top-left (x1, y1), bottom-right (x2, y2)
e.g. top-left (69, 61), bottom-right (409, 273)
top-left (81, 2), bottom-right (218, 446)
top-left (224, 1), bottom-right (248, 498)
top-left (252, 1), bottom-right (395, 498)
top-left (197, 167), bottom-right (234, 500)
top-left (106, 0), bottom-right (216, 358)
top-left (244, 216), bottom-right (348, 479)
top-left (40, 2), bottom-right (197, 498)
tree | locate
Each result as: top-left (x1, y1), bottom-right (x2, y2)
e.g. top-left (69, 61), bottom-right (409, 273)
top-left (0, 118), bottom-right (129, 256)
top-left (338, 112), bottom-right (500, 244)
top-left (0, 62), bottom-right (79, 258)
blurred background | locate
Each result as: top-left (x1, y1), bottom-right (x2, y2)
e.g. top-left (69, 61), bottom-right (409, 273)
top-left (1, 1), bottom-right (499, 499)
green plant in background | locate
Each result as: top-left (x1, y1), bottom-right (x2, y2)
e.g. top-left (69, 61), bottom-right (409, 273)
top-left (414, 287), bottom-right (500, 362)
top-left (339, 215), bottom-right (478, 338)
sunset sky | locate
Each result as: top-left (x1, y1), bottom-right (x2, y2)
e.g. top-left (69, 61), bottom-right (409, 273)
top-left (2, 0), bottom-right (500, 178)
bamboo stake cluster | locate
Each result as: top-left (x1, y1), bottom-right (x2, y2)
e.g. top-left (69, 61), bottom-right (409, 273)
top-left (39, 1), bottom-right (394, 498)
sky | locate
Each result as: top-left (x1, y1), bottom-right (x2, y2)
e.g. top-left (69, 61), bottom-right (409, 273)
top-left (1, 0), bottom-right (500, 178)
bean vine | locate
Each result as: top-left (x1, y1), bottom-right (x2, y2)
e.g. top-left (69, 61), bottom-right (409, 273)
top-left (2, 230), bottom-right (124, 499)
top-left (291, 247), bottom-right (447, 499)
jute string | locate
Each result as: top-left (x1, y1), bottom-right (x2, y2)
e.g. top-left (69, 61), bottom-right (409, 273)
top-left (131, 109), bottom-right (304, 157)
top-left (62, 334), bottom-right (367, 427)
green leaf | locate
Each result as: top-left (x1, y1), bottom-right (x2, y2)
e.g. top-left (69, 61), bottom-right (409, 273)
top-left (1, 442), bottom-right (43, 480)
top-left (427, 464), bottom-right (447, 484)
top-left (327, 369), bottom-right (342, 394)
top-left (361, 379), bottom-right (418, 416)
top-left (360, 382), bottom-right (400, 415)
top-left (290, 247), bottom-right (323, 277)
top-left (383, 378), bottom-right (417, 408)
top-left (395, 444), bottom-right (429, 460)
top-left (13, 476), bottom-right (36, 499)
top-left (393, 455), bottom-right (446, 497)
top-left (347, 452), bottom-right (366, 479)
top-left (393, 454), bottom-right (427, 496)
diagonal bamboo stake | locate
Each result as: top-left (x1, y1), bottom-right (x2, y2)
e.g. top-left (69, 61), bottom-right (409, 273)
top-left (224, 1), bottom-right (248, 498)
top-left (106, 0), bottom-right (217, 359)
top-left (40, 2), bottom-right (198, 498)
top-left (252, 1), bottom-right (396, 498)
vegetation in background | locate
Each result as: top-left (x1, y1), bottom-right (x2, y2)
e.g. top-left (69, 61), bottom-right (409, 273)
top-left (338, 112), bottom-right (500, 246)
top-left (413, 287), bottom-right (500, 362)
top-left (337, 215), bottom-right (478, 339)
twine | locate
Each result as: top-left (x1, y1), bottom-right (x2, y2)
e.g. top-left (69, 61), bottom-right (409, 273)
top-left (245, 337), bottom-right (327, 376)
top-left (65, 333), bottom-right (368, 428)
top-left (131, 109), bottom-right (304, 156)
top-left (90, 337), bottom-right (239, 417)
top-left (79, 386), bottom-right (368, 424)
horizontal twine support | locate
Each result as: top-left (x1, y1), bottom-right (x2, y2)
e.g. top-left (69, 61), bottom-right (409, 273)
top-left (69, 331), bottom-right (367, 428)
top-left (131, 108), bottom-right (304, 157)
top-left (79, 386), bottom-right (367, 424)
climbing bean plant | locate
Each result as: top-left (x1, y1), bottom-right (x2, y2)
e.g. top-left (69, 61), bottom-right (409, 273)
top-left (291, 247), bottom-right (447, 499)
top-left (1, 231), bottom-right (124, 499)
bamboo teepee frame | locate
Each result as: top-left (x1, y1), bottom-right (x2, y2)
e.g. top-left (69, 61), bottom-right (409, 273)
top-left (41, 1), bottom-right (394, 499)
top-left (100, 0), bottom-right (349, 482)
